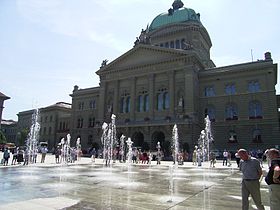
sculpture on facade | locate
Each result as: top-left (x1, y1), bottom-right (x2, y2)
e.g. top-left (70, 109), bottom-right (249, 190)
top-left (100, 59), bottom-right (108, 68)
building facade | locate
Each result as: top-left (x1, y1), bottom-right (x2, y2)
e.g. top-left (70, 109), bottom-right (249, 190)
top-left (0, 91), bottom-right (10, 129)
top-left (17, 102), bottom-right (71, 150)
top-left (69, 0), bottom-right (280, 153)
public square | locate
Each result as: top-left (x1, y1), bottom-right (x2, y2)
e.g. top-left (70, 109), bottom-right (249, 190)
top-left (0, 154), bottom-right (271, 210)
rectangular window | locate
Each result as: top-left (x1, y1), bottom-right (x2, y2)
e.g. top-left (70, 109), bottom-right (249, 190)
top-left (170, 41), bottom-right (174, 48)
top-left (225, 84), bottom-right (236, 95)
top-left (248, 81), bottom-right (260, 93)
top-left (205, 86), bottom-right (215, 97)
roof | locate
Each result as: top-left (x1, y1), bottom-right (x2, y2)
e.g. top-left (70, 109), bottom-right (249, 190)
top-left (1, 119), bottom-right (17, 125)
top-left (46, 102), bottom-right (72, 109)
top-left (149, 1), bottom-right (201, 31)
top-left (0, 91), bottom-right (10, 100)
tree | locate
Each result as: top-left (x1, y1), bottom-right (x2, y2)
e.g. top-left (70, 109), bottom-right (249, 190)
top-left (0, 130), bottom-right (7, 144)
top-left (18, 128), bottom-right (29, 146)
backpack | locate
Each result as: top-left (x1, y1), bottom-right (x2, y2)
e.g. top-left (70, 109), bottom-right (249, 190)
top-left (265, 159), bottom-right (280, 185)
top-left (4, 150), bottom-right (10, 159)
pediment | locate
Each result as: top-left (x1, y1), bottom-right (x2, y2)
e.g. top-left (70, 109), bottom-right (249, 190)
top-left (98, 45), bottom-right (187, 72)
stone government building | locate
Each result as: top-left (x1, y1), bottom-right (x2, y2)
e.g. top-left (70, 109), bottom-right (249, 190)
top-left (4, 0), bottom-right (280, 154)
top-left (70, 0), bottom-right (280, 153)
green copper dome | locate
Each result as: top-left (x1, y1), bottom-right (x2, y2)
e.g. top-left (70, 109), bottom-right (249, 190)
top-left (149, 1), bottom-right (200, 31)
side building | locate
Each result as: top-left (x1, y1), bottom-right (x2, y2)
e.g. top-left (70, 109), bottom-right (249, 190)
top-left (69, 0), bottom-right (280, 153)
top-left (17, 102), bottom-right (71, 150)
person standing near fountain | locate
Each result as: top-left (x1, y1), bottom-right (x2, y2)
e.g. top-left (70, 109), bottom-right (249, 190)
top-left (238, 149), bottom-right (265, 210)
top-left (222, 149), bottom-right (228, 166)
top-left (265, 148), bottom-right (280, 210)
top-left (192, 146), bottom-right (198, 165)
top-left (156, 141), bottom-right (162, 165)
top-left (40, 146), bottom-right (48, 163)
top-left (3, 147), bottom-right (10, 166)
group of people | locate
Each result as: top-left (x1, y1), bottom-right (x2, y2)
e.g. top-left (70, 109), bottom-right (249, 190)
top-left (1, 146), bottom-right (47, 166)
top-left (54, 145), bottom-right (82, 164)
top-left (238, 148), bottom-right (280, 210)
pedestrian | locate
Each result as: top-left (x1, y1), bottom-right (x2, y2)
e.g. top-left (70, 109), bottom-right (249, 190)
top-left (227, 151), bottom-right (232, 167)
top-left (223, 149), bottom-right (228, 166)
top-left (192, 146), bottom-right (198, 165)
top-left (55, 146), bottom-right (61, 163)
top-left (235, 150), bottom-right (241, 167)
top-left (91, 148), bottom-right (96, 163)
top-left (264, 148), bottom-right (280, 210)
top-left (23, 149), bottom-right (29, 165)
top-left (41, 146), bottom-right (48, 163)
top-left (11, 147), bottom-right (18, 165)
top-left (238, 149), bottom-right (265, 210)
top-left (156, 150), bottom-right (162, 165)
top-left (3, 147), bottom-right (10, 166)
top-left (209, 151), bottom-right (216, 168)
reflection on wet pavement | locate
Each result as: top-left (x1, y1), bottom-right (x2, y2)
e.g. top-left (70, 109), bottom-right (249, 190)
top-left (0, 160), bottom-right (270, 210)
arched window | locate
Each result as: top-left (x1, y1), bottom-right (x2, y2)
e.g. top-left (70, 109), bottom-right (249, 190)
top-left (225, 103), bottom-right (238, 120)
top-left (204, 106), bottom-right (215, 122)
top-left (252, 129), bottom-right (262, 143)
top-left (249, 101), bottom-right (262, 119)
top-left (126, 97), bottom-right (130, 113)
top-left (157, 88), bottom-right (169, 111)
top-left (120, 97), bottom-right (125, 113)
top-left (138, 95), bottom-right (144, 112)
top-left (157, 93), bottom-right (164, 111)
top-left (163, 92), bottom-right (170, 109)
top-left (144, 95), bottom-right (149, 112)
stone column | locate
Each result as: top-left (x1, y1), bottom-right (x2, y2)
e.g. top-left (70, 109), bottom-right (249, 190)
top-left (98, 81), bottom-right (107, 121)
top-left (130, 77), bottom-right (136, 120)
top-left (113, 80), bottom-right (119, 114)
top-left (148, 74), bottom-right (155, 119)
top-left (168, 71), bottom-right (175, 116)
top-left (184, 68), bottom-right (195, 114)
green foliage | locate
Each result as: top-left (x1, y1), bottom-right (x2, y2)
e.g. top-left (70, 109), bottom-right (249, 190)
top-left (0, 130), bottom-right (7, 144)
top-left (18, 128), bottom-right (29, 146)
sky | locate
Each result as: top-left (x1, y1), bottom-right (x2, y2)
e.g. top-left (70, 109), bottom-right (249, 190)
top-left (1, 0), bottom-right (280, 121)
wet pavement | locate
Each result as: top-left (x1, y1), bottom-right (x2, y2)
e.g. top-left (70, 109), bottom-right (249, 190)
top-left (0, 154), bottom-right (271, 210)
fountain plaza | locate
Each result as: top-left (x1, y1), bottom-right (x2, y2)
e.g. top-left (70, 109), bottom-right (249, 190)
top-left (0, 153), bottom-right (271, 210)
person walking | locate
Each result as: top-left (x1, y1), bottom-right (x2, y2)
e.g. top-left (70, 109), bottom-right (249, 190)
top-left (265, 148), bottom-right (280, 210)
top-left (11, 147), bottom-right (18, 165)
top-left (3, 147), bottom-right (10, 166)
top-left (41, 146), bottom-right (48, 163)
top-left (223, 149), bottom-right (228, 166)
top-left (235, 150), bottom-right (241, 167)
top-left (91, 148), bottom-right (96, 163)
top-left (238, 149), bottom-right (265, 210)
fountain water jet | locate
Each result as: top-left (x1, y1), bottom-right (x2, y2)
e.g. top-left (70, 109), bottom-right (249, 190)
top-left (197, 116), bottom-right (214, 162)
top-left (60, 134), bottom-right (71, 164)
top-left (119, 134), bottom-right (126, 162)
top-left (171, 124), bottom-right (179, 166)
top-left (101, 114), bottom-right (117, 166)
top-left (25, 109), bottom-right (40, 164)
top-left (126, 137), bottom-right (133, 165)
